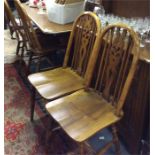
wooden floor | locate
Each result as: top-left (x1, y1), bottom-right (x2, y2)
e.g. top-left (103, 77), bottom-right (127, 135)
top-left (4, 30), bottom-right (18, 63)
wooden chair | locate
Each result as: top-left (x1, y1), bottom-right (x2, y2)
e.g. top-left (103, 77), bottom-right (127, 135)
top-left (4, 0), bottom-right (20, 39)
top-left (14, 0), bottom-right (67, 72)
top-left (4, 0), bottom-right (27, 58)
top-left (45, 23), bottom-right (140, 155)
top-left (28, 12), bottom-right (101, 121)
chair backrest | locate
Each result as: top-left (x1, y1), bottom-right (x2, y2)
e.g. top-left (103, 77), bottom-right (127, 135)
top-left (85, 23), bottom-right (140, 116)
top-left (63, 12), bottom-right (101, 78)
top-left (4, 0), bottom-right (23, 41)
top-left (14, 0), bottom-right (42, 52)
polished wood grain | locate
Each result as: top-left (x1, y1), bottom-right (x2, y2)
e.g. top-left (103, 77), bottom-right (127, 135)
top-left (118, 60), bottom-right (150, 154)
top-left (28, 68), bottom-right (85, 100)
top-left (46, 89), bottom-right (120, 142)
top-left (28, 12), bottom-right (101, 121)
top-left (21, 3), bottom-right (73, 34)
top-left (103, 0), bottom-right (150, 18)
top-left (46, 23), bottom-right (140, 154)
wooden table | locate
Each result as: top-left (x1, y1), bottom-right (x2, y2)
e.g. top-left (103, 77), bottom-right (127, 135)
top-left (21, 3), bottom-right (149, 62)
top-left (21, 3), bottom-right (73, 34)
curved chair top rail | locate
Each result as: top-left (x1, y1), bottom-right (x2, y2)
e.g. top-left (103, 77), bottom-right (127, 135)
top-left (63, 11), bottom-right (102, 78)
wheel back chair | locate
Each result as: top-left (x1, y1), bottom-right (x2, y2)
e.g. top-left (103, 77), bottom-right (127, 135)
top-left (28, 12), bottom-right (102, 121)
top-left (4, 0), bottom-right (22, 39)
top-left (46, 23), bottom-right (140, 155)
top-left (14, 0), bottom-right (68, 73)
top-left (4, 0), bottom-right (27, 58)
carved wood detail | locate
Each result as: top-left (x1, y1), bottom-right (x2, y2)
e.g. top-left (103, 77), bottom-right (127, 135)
top-left (92, 26), bottom-right (136, 107)
top-left (69, 14), bottom-right (98, 77)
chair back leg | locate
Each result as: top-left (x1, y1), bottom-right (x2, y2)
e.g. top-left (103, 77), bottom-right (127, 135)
top-left (112, 125), bottom-right (121, 155)
top-left (30, 87), bottom-right (36, 122)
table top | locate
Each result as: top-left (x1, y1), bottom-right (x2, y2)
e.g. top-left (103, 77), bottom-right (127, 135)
top-left (21, 3), bottom-right (73, 34)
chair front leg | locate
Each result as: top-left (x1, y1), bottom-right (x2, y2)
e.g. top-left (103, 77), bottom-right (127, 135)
top-left (16, 40), bottom-right (21, 56)
top-left (20, 43), bottom-right (25, 60)
top-left (36, 55), bottom-right (41, 72)
top-left (10, 27), bottom-right (15, 39)
top-left (30, 87), bottom-right (36, 122)
top-left (80, 142), bottom-right (84, 155)
top-left (28, 51), bottom-right (33, 74)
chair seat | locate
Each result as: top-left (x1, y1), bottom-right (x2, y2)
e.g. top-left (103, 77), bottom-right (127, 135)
top-left (46, 89), bottom-right (121, 142)
top-left (28, 67), bottom-right (85, 100)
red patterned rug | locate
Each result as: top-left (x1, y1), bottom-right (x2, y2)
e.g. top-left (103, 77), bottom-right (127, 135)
top-left (4, 64), bottom-right (94, 155)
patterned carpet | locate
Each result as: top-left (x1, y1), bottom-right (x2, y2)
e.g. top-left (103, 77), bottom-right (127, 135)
top-left (4, 64), bottom-right (95, 155)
